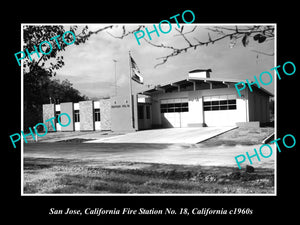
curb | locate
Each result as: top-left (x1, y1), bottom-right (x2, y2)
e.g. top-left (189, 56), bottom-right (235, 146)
top-left (262, 132), bottom-right (275, 144)
top-left (196, 126), bottom-right (238, 144)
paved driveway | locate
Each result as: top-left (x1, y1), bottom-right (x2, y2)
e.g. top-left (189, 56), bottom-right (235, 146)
top-left (85, 127), bottom-right (237, 144)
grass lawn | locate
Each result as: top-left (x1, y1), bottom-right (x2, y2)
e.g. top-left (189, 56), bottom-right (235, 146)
top-left (200, 127), bottom-right (274, 146)
top-left (24, 157), bottom-right (274, 194)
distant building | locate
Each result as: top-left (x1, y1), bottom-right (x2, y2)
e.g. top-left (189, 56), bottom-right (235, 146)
top-left (42, 69), bottom-right (273, 132)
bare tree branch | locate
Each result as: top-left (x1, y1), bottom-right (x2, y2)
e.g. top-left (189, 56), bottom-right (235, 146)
top-left (37, 25), bottom-right (274, 70)
top-left (106, 25), bottom-right (145, 39)
top-left (173, 26), bottom-right (197, 36)
top-left (174, 27), bottom-right (193, 47)
top-left (76, 25), bottom-right (114, 42)
top-left (60, 25), bottom-right (274, 68)
top-left (143, 38), bottom-right (181, 51)
top-left (142, 25), bottom-right (274, 67)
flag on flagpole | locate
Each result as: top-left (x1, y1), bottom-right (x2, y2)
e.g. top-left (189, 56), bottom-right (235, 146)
top-left (130, 54), bottom-right (144, 84)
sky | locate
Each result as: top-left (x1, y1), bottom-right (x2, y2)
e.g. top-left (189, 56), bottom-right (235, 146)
top-left (53, 24), bottom-right (275, 99)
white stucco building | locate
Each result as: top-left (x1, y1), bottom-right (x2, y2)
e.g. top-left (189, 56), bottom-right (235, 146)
top-left (136, 69), bottom-right (272, 129)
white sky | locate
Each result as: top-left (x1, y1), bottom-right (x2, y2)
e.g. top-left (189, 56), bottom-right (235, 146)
top-left (53, 24), bottom-right (275, 98)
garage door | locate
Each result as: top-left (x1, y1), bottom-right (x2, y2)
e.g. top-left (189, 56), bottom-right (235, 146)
top-left (160, 98), bottom-right (189, 128)
top-left (203, 95), bottom-right (237, 126)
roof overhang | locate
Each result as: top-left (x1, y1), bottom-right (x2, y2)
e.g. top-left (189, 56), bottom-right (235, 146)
top-left (139, 77), bottom-right (273, 97)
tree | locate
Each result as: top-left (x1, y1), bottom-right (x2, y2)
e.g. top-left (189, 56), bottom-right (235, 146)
top-left (47, 79), bottom-right (88, 104)
top-left (24, 72), bottom-right (88, 130)
top-left (23, 25), bottom-right (113, 74)
top-left (23, 25), bottom-right (105, 129)
top-left (105, 25), bottom-right (274, 67)
top-left (142, 25), bottom-right (274, 67)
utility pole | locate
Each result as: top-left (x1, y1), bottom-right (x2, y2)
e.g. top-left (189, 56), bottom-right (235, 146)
top-left (113, 59), bottom-right (118, 96)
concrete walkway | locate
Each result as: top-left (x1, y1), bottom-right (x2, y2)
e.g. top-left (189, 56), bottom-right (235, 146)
top-left (85, 127), bottom-right (237, 144)
top-left (25, 131), bottom-right (123, 143)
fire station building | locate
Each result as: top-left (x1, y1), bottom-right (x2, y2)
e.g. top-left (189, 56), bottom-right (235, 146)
top-left (42, 69), bottom-right (273, 132)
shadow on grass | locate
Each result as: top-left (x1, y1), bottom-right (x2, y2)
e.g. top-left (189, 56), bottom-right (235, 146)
top-left (23, 157), bottom-right (275, 194)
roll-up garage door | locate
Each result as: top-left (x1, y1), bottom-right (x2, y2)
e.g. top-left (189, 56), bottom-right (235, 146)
top-left (160, 98), bottom-right (189, 128)
top-left (203, 95), bottom-right (237, 126)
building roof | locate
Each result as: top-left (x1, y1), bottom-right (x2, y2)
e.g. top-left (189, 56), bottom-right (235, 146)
top-left (189, 69), bottom-right (212, 73)
top-left (139, 76), bottom-right (274, 97)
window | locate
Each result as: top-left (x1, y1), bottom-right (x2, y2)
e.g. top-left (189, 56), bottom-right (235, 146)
top-left (55, 111), bottom-right (60, 124)
top-left (138, 105), bottom-right (144, 119)
top-left (203, 95), bottom-right (237, 111)
top-left (160, 102), bottom-right (189, 113)
top-left (74, 110), bottom-right (80, 122)
top-left (94, 108), bottom-right (100, 121)
top-left (146, 105), bottom-right (150, 119)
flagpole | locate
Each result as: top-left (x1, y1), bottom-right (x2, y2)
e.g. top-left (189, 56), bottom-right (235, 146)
top-left (128, 51), bottom-right (135, 129)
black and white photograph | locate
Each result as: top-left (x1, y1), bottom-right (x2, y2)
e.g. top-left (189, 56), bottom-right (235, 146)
top-left (4, 5), bottom-right (298, 222)
top-left (20, 23), bottom-right (276, 195)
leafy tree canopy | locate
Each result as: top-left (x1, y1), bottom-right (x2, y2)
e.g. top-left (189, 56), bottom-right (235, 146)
top-left (23, 25), bottom-right (92, 129)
